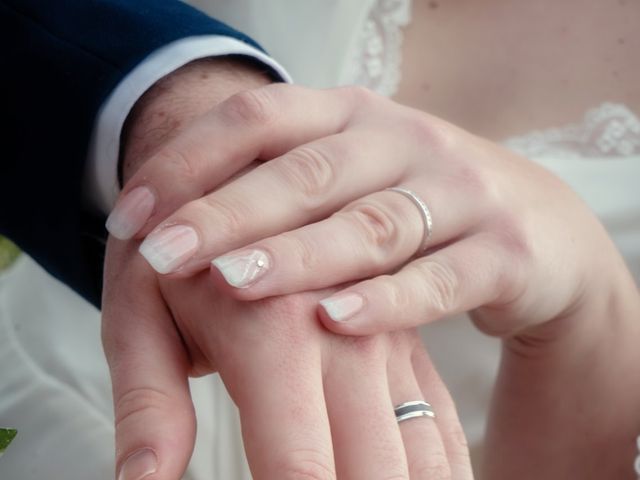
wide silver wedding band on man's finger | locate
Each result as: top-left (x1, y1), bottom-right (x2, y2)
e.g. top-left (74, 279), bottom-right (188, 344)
top-left (385, 187), bottom-right (433, 254)
top-left (394, 400), bottom-right (436, 423)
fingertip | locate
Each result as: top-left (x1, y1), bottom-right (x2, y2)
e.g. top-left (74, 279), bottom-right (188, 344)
top-left (106, 186), bottom-right (156, 240)
top-left (318, 292), bottom-right (364, 323)
top-left (138, 225), bottom-right (200, 275)
top-left (113, 388), bottom-right (196, 480)
top-left (211, 249), bottom-right (271, 288)
top-left (209, 253), bottom-right (272, 301)
top-left (317, 293), bottom-right (371, 336)
top-left (117, 448), bottom-right (158, 480)
top-left (207, 262), bottom-right (260, 301)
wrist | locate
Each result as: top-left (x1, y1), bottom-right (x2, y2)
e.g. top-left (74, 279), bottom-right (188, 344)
top-left (121, 57), bottom-right (272, 183)
top-left (505, 243), bottom-right (640, 361)
top-left (486, 270), bottom-right (640, 478)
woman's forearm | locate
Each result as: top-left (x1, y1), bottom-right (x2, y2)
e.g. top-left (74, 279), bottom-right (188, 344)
top-left (482, 270), bottom-right (640, 480)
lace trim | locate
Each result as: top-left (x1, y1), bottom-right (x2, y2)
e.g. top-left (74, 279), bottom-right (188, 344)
top-left (350, 2), bottom-right (639, 160)
top-left (635, 435), bottom-right (640, 478)
top-left (504, 103), bottom-right (640, 159)
top-left (351, 0), bottom-right (411, 97)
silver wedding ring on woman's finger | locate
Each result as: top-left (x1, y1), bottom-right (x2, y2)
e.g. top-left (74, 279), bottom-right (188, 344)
top-left (394, 400), bottom-right (436, 423)
top-left (386, 187), bottom-right (433, 254)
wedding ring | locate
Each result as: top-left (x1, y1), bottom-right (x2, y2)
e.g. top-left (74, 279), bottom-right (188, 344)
top-left (394, 400), bottom-right (436, 423)
top-left (386, 187), bottom-right (433, 253)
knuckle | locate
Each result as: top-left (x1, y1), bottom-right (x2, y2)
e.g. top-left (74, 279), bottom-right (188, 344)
top-left (495, 214), bottom-right (532, 258)
top-left (488, 215), bottom-right (532, 301)
top-left (337, 84), bottom-right (377, 107)
top-left (344, 201), bottom-right (399, 257)
top-left (412, 456), bottom-right (452, 480)
top-left (281, 233), bottom-right (318, 273)
top-left (277, 449), bottom-right (335, 480)
top-left (221, 88), bottom-right (276, 125)
top-left (415, 259), bottom-right (459, 315)
top-left (340, 331), bottom-right (389, 360)
top-left (114, 387), bottom-right (172, 428)
top-left (450, 164), bottom-right (491, 200)
top-left (404, 114), bottom-right (455, 155)
top-left (384, 274), bottom-right (414, 313)
top-left (200, 196), bottom-right (249, 238)
top-left (278, 145), bottom-right (336, 202)
top-left (153, 146), bottom-right (198, 184)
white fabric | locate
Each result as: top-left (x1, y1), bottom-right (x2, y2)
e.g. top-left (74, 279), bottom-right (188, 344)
top-left (0, 256), bottom-right (252, 479)
top-left (188, 0), bottom-right (410, 96)
top-left (86, 35), bottom-right (291, 214)
top-left (3, 1), bottom-right (640, 478)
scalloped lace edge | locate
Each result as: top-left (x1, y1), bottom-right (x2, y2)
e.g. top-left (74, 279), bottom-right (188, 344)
top-left (351, 0), bottom-right (412, 97)
top-left (504, 102), bottom-right (640, 159)
top-left (353, 3), bottom-right (640, 160)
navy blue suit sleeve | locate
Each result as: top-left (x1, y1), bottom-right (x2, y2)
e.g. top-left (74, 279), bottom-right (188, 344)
top-left (1, 0), bottom-right (266, 307)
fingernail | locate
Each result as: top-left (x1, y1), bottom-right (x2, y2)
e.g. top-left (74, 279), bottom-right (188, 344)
top-left (118, 448), bottom-right (157, 480)
top-left (319, 293), bottom-right (364, 322)
top-left (212, 249), bottom-right (270, 288)
top-left (106, 186), bottom-right (155, 240)
top-left (139, 225), bottom-right (199, 274)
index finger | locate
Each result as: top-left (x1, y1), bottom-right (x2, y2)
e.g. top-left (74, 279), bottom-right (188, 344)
top-left (106, 85), bottom-right (365, 241)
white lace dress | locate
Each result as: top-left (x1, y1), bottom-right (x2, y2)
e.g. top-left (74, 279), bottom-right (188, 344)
top-left (1, 1), bottom-right (639, 478)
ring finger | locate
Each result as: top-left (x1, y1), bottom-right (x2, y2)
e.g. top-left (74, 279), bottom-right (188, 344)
top-left (387, 347), bottom-right (452, 479)
top-left (323, 338), bottom-right (409, 479)
top-left (210, 181), bottom-right (482, 300)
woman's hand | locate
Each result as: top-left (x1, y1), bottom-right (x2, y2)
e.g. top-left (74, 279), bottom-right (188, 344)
top-left (102, 238), bottom-right (474, 480)
top-left (112, 83), bottom-right (632, 342)
top-left (104, 77), bottom-right (473, 479)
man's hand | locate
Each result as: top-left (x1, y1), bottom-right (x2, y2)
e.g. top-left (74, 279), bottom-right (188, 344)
top-left (102, 238), bottom-right (472, 480)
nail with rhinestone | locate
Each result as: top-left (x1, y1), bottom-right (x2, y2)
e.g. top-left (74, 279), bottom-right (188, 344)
top-left (212, 249), bottom-right (270, 288)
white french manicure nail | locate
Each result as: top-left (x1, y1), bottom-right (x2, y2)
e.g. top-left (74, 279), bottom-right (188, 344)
top-left (212, 249), bottom-right (270, 288)
top-left (139, 225), bottom-right (199, 274)
top-left (106, 186), bottom-right (155, 240)
top-left (118, 448), bottom-right (157, 480)
top-left (319, 293), bottom-right (364, 322)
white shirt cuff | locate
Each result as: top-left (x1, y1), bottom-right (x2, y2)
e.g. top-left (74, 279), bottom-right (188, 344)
top-left (86, 35), bottom-right (292, 214)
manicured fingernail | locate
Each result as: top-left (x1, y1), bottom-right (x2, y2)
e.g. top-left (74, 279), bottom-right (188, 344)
top-left (319, 293), bottom-right (364, 322)
top-left (139, 225), bottom-right (199, 274)
top-left (212, 249), bottom-right (270, 288)
top-left (106, 186), bottom-right (155, 240)
top-left (118, 448), bottom-right (157, 480)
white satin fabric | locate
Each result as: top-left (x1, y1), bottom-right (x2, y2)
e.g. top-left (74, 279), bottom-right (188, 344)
top-left (0, 256), bottom-right (253, 479)
top-left (2, 1), bottom-right (639, 478)
top-left (187, 0), bottom-right (382, 89)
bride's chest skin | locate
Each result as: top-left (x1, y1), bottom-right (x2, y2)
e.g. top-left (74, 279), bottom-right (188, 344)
top-left (394, 0), bottom-right (640, 140)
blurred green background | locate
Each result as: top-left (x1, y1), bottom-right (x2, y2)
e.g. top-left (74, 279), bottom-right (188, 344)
top-left (0, 428), bottom-right (17, 455)
top-left (0, 236), bottom-right (21, 271)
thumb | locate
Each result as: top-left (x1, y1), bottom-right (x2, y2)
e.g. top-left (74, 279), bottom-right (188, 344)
top-left (102, 244), bottom-right (196, 480)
